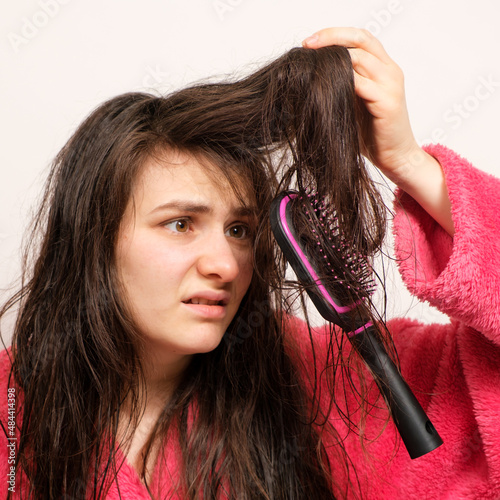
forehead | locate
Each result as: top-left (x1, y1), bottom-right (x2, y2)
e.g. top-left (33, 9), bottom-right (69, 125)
top-left (131, 149), bottom-right (254, 212)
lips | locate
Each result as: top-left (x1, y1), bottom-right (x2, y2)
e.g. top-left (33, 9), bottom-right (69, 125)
top-left (183, 298), bottom-right (223, 306)
top-left (181, 293), bottom-right (229, 320)
top-left (181, 291), bottom-right (230, 307)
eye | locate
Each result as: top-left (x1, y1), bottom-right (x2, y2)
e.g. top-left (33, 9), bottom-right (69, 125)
top-left (164, 219), bottom-right (191, 233)
top-left (226, 224), bottom-right (250, 240)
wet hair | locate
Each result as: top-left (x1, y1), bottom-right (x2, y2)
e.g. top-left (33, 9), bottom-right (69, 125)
top-left (1, 45), bottom-right (389, 499)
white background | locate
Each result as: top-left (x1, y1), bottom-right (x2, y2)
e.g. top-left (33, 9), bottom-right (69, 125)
top-left (1, 0), bottom-right (499, 341)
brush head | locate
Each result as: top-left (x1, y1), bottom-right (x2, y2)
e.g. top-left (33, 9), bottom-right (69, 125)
top-left (270, 190), bottom-right (376, 333)
top-left (270, 191), bottom-right (445, 459)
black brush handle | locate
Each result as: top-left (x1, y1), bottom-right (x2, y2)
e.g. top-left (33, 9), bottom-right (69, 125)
top-left (269, 191), bottom-right (443, 459)
top-left (349, 325), bottom-right (443, 459)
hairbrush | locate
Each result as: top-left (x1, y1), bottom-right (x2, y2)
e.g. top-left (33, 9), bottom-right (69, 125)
top-left (270, 190), bottom-right (443, 459)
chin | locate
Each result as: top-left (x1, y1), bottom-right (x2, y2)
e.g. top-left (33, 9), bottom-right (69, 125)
top-left (189, 336), bottom-right (225, 355)
top-left (173, 328), bottom-right (227, 356)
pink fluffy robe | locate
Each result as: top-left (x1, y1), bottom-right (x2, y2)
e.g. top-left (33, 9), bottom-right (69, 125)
top-left (1, 144), bottom-right (499, 498)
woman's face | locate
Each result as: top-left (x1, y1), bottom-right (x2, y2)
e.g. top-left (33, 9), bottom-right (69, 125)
top-left (116, 150), bottom-right (255, 366)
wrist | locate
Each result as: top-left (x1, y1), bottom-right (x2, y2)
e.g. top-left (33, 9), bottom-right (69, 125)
top-left (372, 140), bottom-right (423, 189)
top-left (394, 147), bottom-right (455, 237)
top-left (389, 146), bottom-right (433, 192)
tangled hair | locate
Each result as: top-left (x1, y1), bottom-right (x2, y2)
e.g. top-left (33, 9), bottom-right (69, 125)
top-left (1, 45), bottom-right (389, 499)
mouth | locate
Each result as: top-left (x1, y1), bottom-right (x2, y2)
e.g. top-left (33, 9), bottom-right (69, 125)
top-left (182, 298), bottom-right (226, 306)
top-left (181, 295), bottom-right (229, 320)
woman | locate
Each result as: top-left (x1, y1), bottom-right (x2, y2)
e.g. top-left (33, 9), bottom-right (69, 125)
top-left (1, 27), bottom-right (499, 499)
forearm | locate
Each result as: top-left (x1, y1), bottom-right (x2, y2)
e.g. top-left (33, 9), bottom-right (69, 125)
top-left (393, 144), bottom-right (500, 339)
top-left (390, 146), bottom-right (454, 237)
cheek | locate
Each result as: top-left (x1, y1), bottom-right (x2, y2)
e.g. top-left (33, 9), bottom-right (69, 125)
top-left (237, 254), bottom-right (254, 296)
top-left (117, 235), bottom-right (191, 300)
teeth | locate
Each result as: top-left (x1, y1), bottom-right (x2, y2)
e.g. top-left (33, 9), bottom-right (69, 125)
top-left (189, 298), bottom-right (221, 305)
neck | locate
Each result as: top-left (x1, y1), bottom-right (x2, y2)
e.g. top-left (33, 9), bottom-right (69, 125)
top-left (117, 349), bottom-right (192, 479)
top-left (119, 345), bottom-right (193, 434)
top-left (141, 349), bottom-right (192, 402)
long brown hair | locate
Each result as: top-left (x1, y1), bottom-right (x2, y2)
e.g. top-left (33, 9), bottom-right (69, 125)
top-left (1, 45), bottom-right (388, 499)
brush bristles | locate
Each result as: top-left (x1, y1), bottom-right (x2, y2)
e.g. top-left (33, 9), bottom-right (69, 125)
top-left (293, 190), bottom-right (376, 307)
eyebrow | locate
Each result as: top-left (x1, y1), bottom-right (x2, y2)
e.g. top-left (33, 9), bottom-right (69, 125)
top-left (148, 200), bottom-right (257, 218)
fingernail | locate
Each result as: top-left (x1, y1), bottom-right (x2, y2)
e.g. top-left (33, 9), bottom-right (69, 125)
top-left (302, 34), bottom-right (319, 47)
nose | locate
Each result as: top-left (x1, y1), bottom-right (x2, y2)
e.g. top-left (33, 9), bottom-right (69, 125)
top-left (196, 232), bottom-right (240, 283)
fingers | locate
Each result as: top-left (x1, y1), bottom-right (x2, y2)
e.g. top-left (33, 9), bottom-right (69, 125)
top-left (302, 27), bottom-right (392, 64)
top-left (349, 46), bottom-right (403, 87)
top-left (351, 71), bottom-right (378, 103)
top-left (348, 47), bottom-right (385, 80)
top-left (302, 28), bottom-right (404, 105)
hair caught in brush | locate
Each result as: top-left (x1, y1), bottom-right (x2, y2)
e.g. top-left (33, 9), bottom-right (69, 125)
top-left (3, 45), bottom-right (392, 499)
top-left (255, 45), bottom-right (396, 451)
top-left (258, 45), bottom-right (388, 310)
